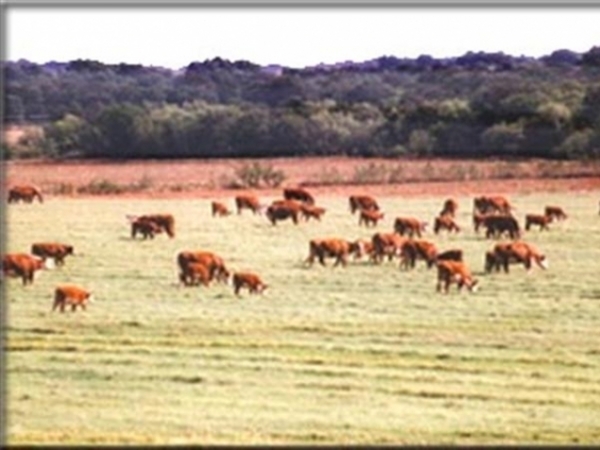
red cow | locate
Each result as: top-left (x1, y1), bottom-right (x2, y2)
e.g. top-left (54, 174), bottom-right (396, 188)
top-left (436, 260), bottom-right (478, 294)
top-left (305, 238), bottom-right (364, 267)
top-left (8, 185), bottom-right (44, 203)
top-left (31, 242), bottom-right (74, 266)
top-left (232, 272), bottom-right (268, 296)
top-left (52, 285), bottom-right (92, 312)
top-left (235, 194), bottom-right (262, 215)
top-left (283, 187), bottom-right (315, 205)
top-left (349, 195), bottom-right (379, 214)
top-left (394, 217), bottom-right (428, 238)
top-left (2, 253), bottom-right (48, 285)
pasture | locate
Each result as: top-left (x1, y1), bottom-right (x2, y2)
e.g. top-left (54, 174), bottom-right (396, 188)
top-left (4, 191), bottom-right (600, 444)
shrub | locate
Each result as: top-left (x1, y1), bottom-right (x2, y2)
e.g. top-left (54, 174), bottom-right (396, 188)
top-left (352, 162), bottom-right (389, 185)
top-left (234, 162), bottom-right (286, 188)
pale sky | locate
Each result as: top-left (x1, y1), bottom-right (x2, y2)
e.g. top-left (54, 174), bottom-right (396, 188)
top-left (5, 7), bottom-right (600, 69)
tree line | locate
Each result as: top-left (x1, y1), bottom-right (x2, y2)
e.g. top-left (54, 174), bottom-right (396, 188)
top-left (3, 47), bottom-right (600, 160)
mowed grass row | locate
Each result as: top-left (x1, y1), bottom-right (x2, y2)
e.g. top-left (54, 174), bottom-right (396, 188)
top-left (4, 191), bottom-right (600, 444)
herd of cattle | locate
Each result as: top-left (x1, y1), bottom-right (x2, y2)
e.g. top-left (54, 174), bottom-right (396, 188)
top-left (1, 182), bottom-right (578, 313)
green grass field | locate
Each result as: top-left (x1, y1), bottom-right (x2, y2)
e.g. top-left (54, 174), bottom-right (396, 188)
top-left (4, 191), bottom-right (600, 444)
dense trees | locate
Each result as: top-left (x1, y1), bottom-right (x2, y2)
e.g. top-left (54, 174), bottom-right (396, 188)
top-left (3, 48), bottom-right (600, 160)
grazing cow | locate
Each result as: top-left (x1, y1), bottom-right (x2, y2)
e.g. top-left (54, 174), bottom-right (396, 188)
top-left (131, 217), bottom-right (163, 240)
top-left (436, 249), bottom-right (463, 263)
top-left (440, 198), bottom-right (459, 217)
top-left (399, 240), bottom-right (438, 270)
top-left (300, 204), bottom-right (326, 222)
top-left (485, 241), bottom-right (548, 273)
top-left (7, 184), bottom-right (44, 204)
top-left (2, 253), bottom-right (47, 285)
top-left (371, 232), bottom-right (406, 264)
top-left (481, 215), bottom-right (521, 239)
top-left (266, 200), bottom-right (302, 225)
top-left (177, 251), bottom-right (230, 286)
top-left (433, 214), bottom-right (461, 234)
top-left (525, 213), bottom-right (552, 231)
top-left (544, 206), bottom-right (567, 221)
top-left (473, 195), bottom-right (512, 215)
top-left (305, 238), bottom-right (363, 267)
top-left (235, 194), bottom-right (262, 215)
top-left (130, 214), bottom-right (175, 238)
top-left (52, 285), bottom-right (92, 312)
top-left (436, 260), bottom-right (478, 294)
top-left (349, 195), bottom-right (379, 214)
top-left (31, 242), bottom-right (74, 266)
top-left (394, 217), bottom-right (428, 238)
top-left (359, 209), bottom-right (385, 227)
top-left (232, 272), bottom-right (268, 296)
top-left (283, 187), bottom-right (315, 205)
top-left (211, 201), bottom-right (231, 217)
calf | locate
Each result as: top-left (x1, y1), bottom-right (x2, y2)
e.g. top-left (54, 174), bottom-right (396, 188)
top-left (525, 213), bottom-right (552, 231)
top-left (232, 272), bottom-right (268, 296)
top-left (300, 204), bottom-right (326, 222)
top-left (211, 201), bottom-right (231, 217)
top-left (130, 214), bottom-right (175, 238)
top-left (359, 209), bottom-right (384, 227)
top-left (31, 242), bottom-right (74, 266)
top-left (52, 284), bottom-right (92, 312)
top-left (306, 238), bottom-right (363, 267)
top-left (2, 253), bottom-right (47, 285)
top-left (394, 217), bottom-right (428, 238)
top-left (436, 260), bottom-right (478, 294)
top-left (544, 206), bottom-right (567, 221)
top-left (183, 262), bottom-right (213, 287)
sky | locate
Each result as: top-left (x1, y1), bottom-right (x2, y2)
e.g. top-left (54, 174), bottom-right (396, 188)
top-left (5, 7), bottom-right (600, 69)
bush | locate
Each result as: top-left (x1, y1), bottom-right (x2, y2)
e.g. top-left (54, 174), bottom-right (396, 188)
top-left (234, 162), bottom-right (286, 188)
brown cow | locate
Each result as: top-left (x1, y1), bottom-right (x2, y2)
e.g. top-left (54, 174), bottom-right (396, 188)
top-left (52, 284), bottom-right (92, 312)
top-left (235, 194), bottom-right (262, 215)
top-left (266, 200), bottom-right (302, 225)
top-left (371, 232), bottom-right (406, 264)
top-left (394, 217), bottom-right (428, 238)
top-left (31, 242), bottom-right (74, 266)
top-left (433, 214), bottom-right (461, 234)
top-left (305, 238), bottom-right (363, 267)
top-left (436, 260), bottom-right (478, 294)
top-left (211, 201), bottom-right (231, 217)
top-left (436, 249), bottom-right (464, 263)
top-left (2, 253), bottom-right (47, 285)
top-left (399, 240), bottom-right (438, 270)
top-left (232, 272), bottom-right (268, 296)
top-left (349, 195), bottom-right (379, 214)
top-left (525, 213), bottom-right (552, 231)
top-left (473, 195), bottom-right (512, 215)
top-left (359, 209), bottom-right (385, 227)
top-left (300, 204), bottom-right (326, 222)
top-left (544, 206), bottom-right (567, 221)
top-left (481, 215), bottom-right (521, 239)
top-left (130, 217), bottom-right (163, 240)
top-left (177, 251), bottom-right (230, 286)
top-left (440, 198), bottom-right (458, 217)
top-left (132, 214), bottom-right (175, 238)
top-left (283, 187), bottom-right (315, 205)
top-left (486, 241), bottom-right (548, 273)
top-left (7, 185), bottom-right (44, 204)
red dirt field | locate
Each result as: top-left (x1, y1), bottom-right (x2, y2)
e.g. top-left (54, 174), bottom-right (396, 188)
top-left (3, 157), bottom-right (600, 200)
